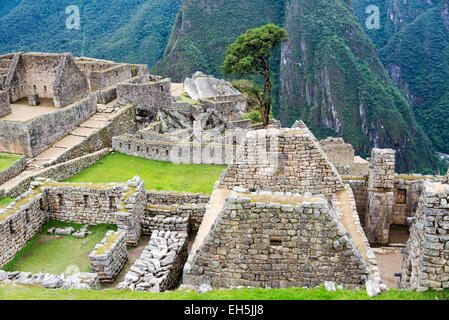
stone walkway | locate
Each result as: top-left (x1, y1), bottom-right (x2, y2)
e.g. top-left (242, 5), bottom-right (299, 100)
top-left (0, 101), bottom-right (117, 196)
top-left (189, 188), bottom-right (230, 259)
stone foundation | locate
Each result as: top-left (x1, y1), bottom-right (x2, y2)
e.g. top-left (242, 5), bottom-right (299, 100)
top-left (89, 231), bottom-right (127, 283)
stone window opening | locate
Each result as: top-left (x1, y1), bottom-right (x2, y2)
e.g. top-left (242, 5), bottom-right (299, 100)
top-left (116, 71), bottom-right (119, 77)
top-left (39, 199), bottom-right (45, 211)
top-left (33, 85), bottom-right (36, 93)
top-left (58, 194), bottom-right (64, 209)
top-left (269, 236), bottom-right (282, 247)
top-left (396, 189), bottom-right (407, 205)
top-left (128, 144), bottom-right (131, 150)
top-left (25, 209), bottom-right (31, 224)
top-left (43, 85), bottom-right (47, 93)
top-left (155, 148), bottom-right (159, 155)
top-left (83, 195), bottom-right (89, 208)
top-left (9, 221), bottom-right (15, 235)
top-left (137, 146), bottom-right (140, 152)
top-left (166, 149), bottom-right (169, 156)
top-left (109, 196), bottom-right (117, 211)
top-left (146, 147), bottom-right (149, 154)
top-left (161, 85), bottom-right (164, 92)
top-left (119, 143), bottom-right (122, 148)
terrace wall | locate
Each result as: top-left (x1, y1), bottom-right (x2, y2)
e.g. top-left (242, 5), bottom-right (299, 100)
top-left (0, 155), bottom-right (26, 186)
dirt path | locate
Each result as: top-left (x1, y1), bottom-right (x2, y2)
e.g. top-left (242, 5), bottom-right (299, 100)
top-left (374, 248), bottom-right (403, 289)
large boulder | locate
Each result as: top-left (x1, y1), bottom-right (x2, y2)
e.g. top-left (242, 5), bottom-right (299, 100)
top-left (184, 72), bottom-right (242, 101)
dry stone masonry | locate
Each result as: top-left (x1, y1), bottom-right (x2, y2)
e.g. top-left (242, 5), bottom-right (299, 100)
top-left (400, 180), bottom-right (449, 291)
top-left (184, 188), bottom-right (371, 289)
top-left (364, 149), bottom-right (396, 244)
top-left (89, 231), bottom-right (127, 283)
top-left (118, 230), bottom-right (188, 292)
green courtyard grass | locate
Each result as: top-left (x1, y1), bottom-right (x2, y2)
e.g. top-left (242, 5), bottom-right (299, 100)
top-left (65, 152), bottom-right (226, 194)
top-left (3, 220), bottom-right (117, 275)
top-left (0, 285), bottom-right (448, 300)
top-left (0, 154), bottom-right (21, 172)
top-left (0, 198), bottom-right (13, 205)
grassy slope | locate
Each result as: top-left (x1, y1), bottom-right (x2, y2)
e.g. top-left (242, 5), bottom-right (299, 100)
top-left (64, 153), bottom-right (226, 194)
top-left (3, 220), bottom-right (116, 274)
top-left (0, 286), bottom-right (448, 300)
top-left (0, 0), bottom-right (181, 68)
top-left (0, 198), bottom-right (14, 205)
top-left (0, 154), bottom-right (21, 172)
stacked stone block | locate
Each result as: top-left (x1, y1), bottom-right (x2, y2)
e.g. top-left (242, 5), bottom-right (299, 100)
top-left (0, 90), bottom-right (11, 117)
top-left (365, 149), bottom-right (395, 244)
top-left (0, 270), bottom-right (99, 290)
top-left (0, 155), bottom-right (26, 186)
top-left (400, 181), bottom-right (449, 291)
top-left (89, 231), bottom-right (127, 283)
top-left (184, 189), bottom-right (370, 289)
top-left (142, 205), bottom-right (190, 233)
top-left (218, 128), bottom-right (345, 198)
top-left (118, 230), bottom-right (188, 292)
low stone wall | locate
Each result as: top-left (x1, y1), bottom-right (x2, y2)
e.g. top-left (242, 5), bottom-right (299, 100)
top-left (112, 133), bottom-right (235, 165)
top-left (0, 90), bottom-right (11, 117)
top-left (118, 230), bottom-right (188, 292)
top-left (346, 179), bottom-right (369, 224)
top-left (0, 155), bottom-right (26, 186)
top-left (400, 181), bottom-right (449, 291)
top-left (0, 187), bottom-right (49, 268)
top-left (50, 104), bottom-right (136, 166)
top-left (0, 270), bottom-right (99, 290)
top-left (89, 231), bottom-right (127, 283)
top-left (89, 64), bottom-right (133, 91)
top-left (0, 93), bottom-right (97, 157)
top-left (4, 148), bottom-right (110, 199)
top-left (146, 190), bottom-right (210, 206)
top-left (184, 189), bottom-right (370, 289)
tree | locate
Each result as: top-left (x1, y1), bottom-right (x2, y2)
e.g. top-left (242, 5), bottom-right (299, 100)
top-left (222, 24), bottom-right (289, 127)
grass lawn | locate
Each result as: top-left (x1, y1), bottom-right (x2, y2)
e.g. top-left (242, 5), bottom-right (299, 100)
top-left (0, 198), bottom-right (14, 205)
top-left (0, 286), bottom-right (448, 300)
top-left (64, 152), bottom-right (226, 194)
top-left (3, 220), bottom-right (117, 275)
top-left (0, 154), bottom-right (21, 172)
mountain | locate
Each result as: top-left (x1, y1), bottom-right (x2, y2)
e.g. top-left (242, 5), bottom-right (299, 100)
top-left (278, 0), bottom-right (437, 173)
top-left (151, 0), bottom-right (285, 82)
top-left (352, 0), bottom-right (437, 49)
top-left (380, 1), bottom-right (449, 154)
top-left (0, 0), bottom-right (181, 68)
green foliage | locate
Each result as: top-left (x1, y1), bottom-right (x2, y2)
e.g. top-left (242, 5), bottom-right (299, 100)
top-left (222, 24), bottom-right (288, 78)
top-left (278, 0), bottom-right (438, 173)
top-left (3, 220), bottom-right (116, 274)
top-left (64, 152), bottom-right (226, 194)
top-left (0, 198), bottom-right (14, 205)
top-left (222, 24), bottom-right (287, 126)
top-left (243, 110), bottom-right (263, 124)
top-left (0, 0), bottom-right (181, 68)
top-left (0, 154), bottom-right (21, 172)
top-left (380, 4), bottom-right (449, 154)
top-left (0, 285), bottom-right (448, 300)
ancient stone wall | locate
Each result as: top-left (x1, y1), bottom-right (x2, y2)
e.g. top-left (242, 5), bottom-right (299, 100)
top-left (0, 155), bottom-right (26, 186)
top-left (365, 149), bottom-right (395, 244)
top-left (6, 53), bottom-right (89, 108)
top-left (0, 90), bottom-right (11, 117)
top-left (49, 104), bottom-right (136, 166)
top-left (320, 137), bottom-right (369, 176)
top-left (0, 270), bottom-right (99, 290)
top-left (112, 133), bottom-right (236, 165)
top-left (184, 190), bottom-right (370, 289)
top-left (0, 187), bottom-right (49, 268)
top-left (142, 205), bottom-right (190, 234)
top-left (88, 64), bottom-right (133, 91)
top-left (400, 181), bottom-right (449, 291)
top-left (3, 148), bottom-right (110, 199)
top-left (392, 179), bottom-right (425, 226)
top-left (0, 93), bottom-right (97, 157)
top-left (145, 190), bottom-right (210, 206)
top-left (346, 179), bottom-right (369, 224)
top-left (218, 128), bottom-right (345, 198)
top-left (118, 230), bottom-right (188, 292)
top-left (89, 231), bottom-right (127, 283)
top-left (116, 78), bottom-right (172, 115)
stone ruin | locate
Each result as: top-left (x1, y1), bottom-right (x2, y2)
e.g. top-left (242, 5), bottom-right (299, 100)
top-left (0, 52), bottom-right (449, 295)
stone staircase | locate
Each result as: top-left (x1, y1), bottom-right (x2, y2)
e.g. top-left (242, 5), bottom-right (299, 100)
top-left (0, 100), bottom-right (117, 196)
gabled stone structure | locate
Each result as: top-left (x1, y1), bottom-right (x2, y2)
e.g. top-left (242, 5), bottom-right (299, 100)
top-left (218, 127), bottom-right (345, 198)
